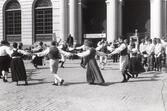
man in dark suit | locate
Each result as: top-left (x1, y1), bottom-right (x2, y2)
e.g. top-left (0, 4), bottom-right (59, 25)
top-left (67, 34), bottom-right (74, 47)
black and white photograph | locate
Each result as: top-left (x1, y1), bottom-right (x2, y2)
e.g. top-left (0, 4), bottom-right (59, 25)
top-left (0, 0), bottom-right (167, 110)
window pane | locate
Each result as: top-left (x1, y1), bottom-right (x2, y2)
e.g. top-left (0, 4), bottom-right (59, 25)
top-left (35, 0), bottom-right (52, 8)
top-left (5, 10), bottom-right (21, 41)
top-left (35, 8), bottom-right (52, 41)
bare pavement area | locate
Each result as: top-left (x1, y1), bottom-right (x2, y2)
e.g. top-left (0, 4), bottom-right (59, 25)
top-left (0, 60), bottom-right (167, 111)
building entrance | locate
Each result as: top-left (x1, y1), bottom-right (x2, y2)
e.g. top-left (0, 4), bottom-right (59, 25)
top-left (123, 0), bottom-right (150, 38)
top-left (82, 0), bottom-right (106, 47)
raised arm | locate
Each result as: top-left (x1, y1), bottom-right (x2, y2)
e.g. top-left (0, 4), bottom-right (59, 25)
top-left (58, 49), bottom-right (71, 57)
top-left (110, 44), bottom-right (126, 55)
top-left (18, 49), bottom-right (31, 55)
top-left (36, 48), bottom-right (49, 57)
top-left (77, 50), bottom-right (90, 58)
top-left (96, 50), bottom-right (107, 56)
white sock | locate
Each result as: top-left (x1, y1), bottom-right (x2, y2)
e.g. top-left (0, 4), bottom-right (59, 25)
top-left (54, 74), bottom-right (62, 82)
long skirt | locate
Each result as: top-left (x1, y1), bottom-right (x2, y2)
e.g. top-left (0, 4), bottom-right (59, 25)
top-left (86, 59), bottom-right (105, 84)
top-left (11, 58), bottom-right (27, 82)
top-left (32, 55), bottom-right (43, 66)
top-left (128, 56), bottom-right (145, 74)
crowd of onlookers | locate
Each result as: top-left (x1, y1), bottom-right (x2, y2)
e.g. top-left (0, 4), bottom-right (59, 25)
top-left (94, 36), bottom-right (167, 72)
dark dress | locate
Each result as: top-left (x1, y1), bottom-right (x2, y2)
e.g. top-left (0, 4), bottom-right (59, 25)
top-left (32, 47), bottom-right (43, 66)
top-left (128, 53), bottom-right (145, 75)
top-left (85, 48), bottom-right (105, 84)
top-left (10, 49), bottom-right (27, 82)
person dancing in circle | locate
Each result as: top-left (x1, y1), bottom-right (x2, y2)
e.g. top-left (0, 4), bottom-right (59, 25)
top-left (36, 41), bottom-right (71, 86)
top-left (76, 40), bottom-right (105, 85)
top-left (10, 42), bottom-right (31, 86)
top-left (108, 37), bottom-right (131, 83)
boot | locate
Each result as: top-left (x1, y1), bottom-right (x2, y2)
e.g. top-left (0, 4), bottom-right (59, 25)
top-left (25, 80), bottom-right (28, 85)
top-left (60, 62), bottom-right (64, 68)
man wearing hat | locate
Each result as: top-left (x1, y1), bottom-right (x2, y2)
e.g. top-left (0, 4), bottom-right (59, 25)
top-left (109, 37), bottom-right (131, 82)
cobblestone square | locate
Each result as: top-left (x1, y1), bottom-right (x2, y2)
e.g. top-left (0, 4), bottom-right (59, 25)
top-left (0, 60), bottom-right (167, 111)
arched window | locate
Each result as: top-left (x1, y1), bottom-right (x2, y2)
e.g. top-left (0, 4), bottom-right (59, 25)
top-left (34, 0), bottom-right (53, 42)
top-left (5, 0), bottom-right (21, 42)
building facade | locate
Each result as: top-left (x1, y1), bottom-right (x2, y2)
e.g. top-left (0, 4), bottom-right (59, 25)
top-left (0, 0), bottom-right (166, 45)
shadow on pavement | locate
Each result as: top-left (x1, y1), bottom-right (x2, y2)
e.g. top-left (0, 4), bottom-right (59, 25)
top-left (128, 78), bottom-right (160, 83)
top-left (27, 81), bottom-right (53, 86)
top-left (63, 82), bottom-right (88, 86)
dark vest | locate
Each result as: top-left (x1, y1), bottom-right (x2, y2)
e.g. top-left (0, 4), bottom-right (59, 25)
top-left (11, 49), bottom-right (23, 57)
top-left (120, 44), bottom-right (128, 56)
top-left (100, 45), bottom-right (108, 53)
top-left (48, 47), bottom-right (60, 60)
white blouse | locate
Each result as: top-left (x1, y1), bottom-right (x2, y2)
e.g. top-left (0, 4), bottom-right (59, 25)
top-left (0, 45), bottom-right (12, 56)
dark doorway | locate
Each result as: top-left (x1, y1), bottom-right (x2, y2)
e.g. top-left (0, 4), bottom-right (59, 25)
top-left (123, 0), bottom-right (150, 38)
top-left (82, 0), bottom-right (106, 34)
top-left (82, 0), bottom-right (106, 47)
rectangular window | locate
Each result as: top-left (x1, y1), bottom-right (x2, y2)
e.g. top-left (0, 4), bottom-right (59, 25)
top-left (5, 10), bottom-right (21, 41)
top-left (35, 8), bottom-right (52, 41)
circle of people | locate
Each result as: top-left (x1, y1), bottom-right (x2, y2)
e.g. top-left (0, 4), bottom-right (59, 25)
top-left (0, 36), bottom-right (166, 86)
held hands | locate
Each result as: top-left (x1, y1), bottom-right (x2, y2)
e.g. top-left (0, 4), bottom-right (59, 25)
top-left (107, 53), bottom-right (113, 57)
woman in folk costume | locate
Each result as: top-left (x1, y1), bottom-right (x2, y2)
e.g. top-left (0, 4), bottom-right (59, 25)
top-left (0, 40), bottom-right (11, 82)
top-left (128, 43), bottom-right (145, 78)
top-left (31, 41), bottom-right (44, 68)
top-left (76, 40), bottom-right (105, 85)
top-left (36, 41), bottom-right (71, 86)
top-left (10, 42), bottom-right (31, 85)
top-left (108, 37), bottom-right (131, 83)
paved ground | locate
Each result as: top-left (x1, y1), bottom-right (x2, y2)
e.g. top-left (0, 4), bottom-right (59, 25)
top-left (0, 59), bottom-right (167, 111)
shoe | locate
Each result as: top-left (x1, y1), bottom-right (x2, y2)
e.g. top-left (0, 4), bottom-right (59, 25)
top-left (4, 79), bottom-right (8, 82)
top-left (52, 83), bottom-right (58, 86)
top-left (34, 64), bottom-right (38, 69)
top-left (80, 64), bottom-right (86, 69)
top-left (121, 79), bottom-right (127, 83)
top-left (25, 81), bottom-right (28, 85)
top-left (3, 77), bottom-right (7, 82)
top-left (60, 65), bottom-right (64, 68)
top-left (16, 82), bottom-right (19, 86)
top-left (60, 79), bottom-right (64, 85)
top-left (126, 72), bottom-right (131, 81)
top-left (101, 68), bottom-right (104, 70)
top-left (88, 82), bottom-right (95, 85)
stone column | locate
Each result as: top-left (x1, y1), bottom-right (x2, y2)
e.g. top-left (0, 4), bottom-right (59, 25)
top-left (118, 0), bottom-right (123, 38)
top-left (69, 0), bottom-right (77, 46)
top-left (60, 0), bottom-right (68, 42)
top-left (150, 0), bottom-right (162, 39)
top-left (106, 0), bottom-right (117, 42)
top-left (77, 0), bottom-right (82, 45)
